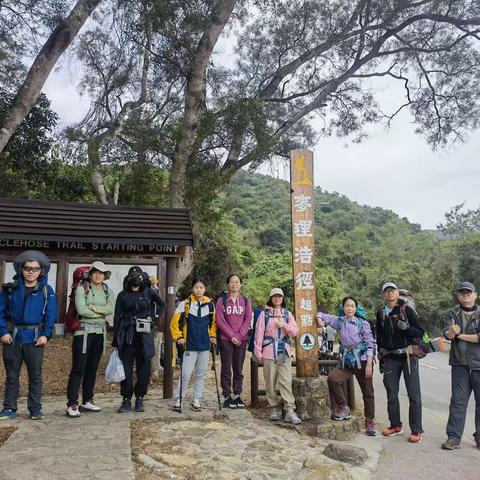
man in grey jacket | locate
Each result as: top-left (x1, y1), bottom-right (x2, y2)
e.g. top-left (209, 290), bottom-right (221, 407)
top-left (442, 281), bottom-right (480, 451)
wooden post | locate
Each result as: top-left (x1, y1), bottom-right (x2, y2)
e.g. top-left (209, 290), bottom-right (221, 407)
top-left (163, 256), bottom-right (176, 398)
top-left (291, 149), bottom-right (319, 377)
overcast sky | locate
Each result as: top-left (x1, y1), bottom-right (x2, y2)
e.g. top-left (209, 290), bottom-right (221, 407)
top-left (43, 65), bottom-right (479, 231)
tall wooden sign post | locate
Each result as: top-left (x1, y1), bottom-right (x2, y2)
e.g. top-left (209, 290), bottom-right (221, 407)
top-left (291, 148), bottom-right (319, 377)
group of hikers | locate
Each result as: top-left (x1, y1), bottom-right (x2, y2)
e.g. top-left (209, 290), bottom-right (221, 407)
top-left (0, 250), bottom-right (479, 452)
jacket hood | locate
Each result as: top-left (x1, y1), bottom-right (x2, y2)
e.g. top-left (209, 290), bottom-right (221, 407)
top-left (13, 250), bottom-right (51, 278)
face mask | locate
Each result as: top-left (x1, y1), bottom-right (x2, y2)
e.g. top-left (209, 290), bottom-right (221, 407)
top-left (129, 277), bottom-right (143, 287)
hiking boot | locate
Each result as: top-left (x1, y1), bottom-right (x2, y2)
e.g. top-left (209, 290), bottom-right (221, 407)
top-left (269, 407), bottom-right (281, 421)
top-left (234, 397), bottom-right (245, 409)
top-left (441, 438), bottom-right (461, 450)
top-left (223, 397), bottom-right (237, 409)
top-left (333, 406), bottom-right (351, 421)
top-left (30, 410), bottom-right (44, 420)
top-left (409, 432), bottom-right (422, 443)
top-left (191, 398), bottom-right (202, 411)
top-left (80, 401), bottom-right (101, 412)
top-left (66, 404), bottom-right (81, 418)
top-left (365, 418), bottom-right (376, 436)
top-left (0, 409), bottom-right (17, 420)
top-left (134, 397), bottom-right (145, 412)
top-left (117, 398), bottom-right (132, 413)
top-left (382, 425), bottom-right (404, 437)
top-left (284, 410), bottom-right (302, 425)
top-left (173, 400), bottom-right (182, 412)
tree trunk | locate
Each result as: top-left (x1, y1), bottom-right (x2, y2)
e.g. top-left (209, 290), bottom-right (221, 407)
top-left (0, 0), bottom-right (102, 153)
top-left (168, 0), bottom-right (238, 209)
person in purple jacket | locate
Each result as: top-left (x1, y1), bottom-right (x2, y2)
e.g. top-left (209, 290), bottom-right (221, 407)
top-left (215, 274), bottom-right (252, 409)
top-left (317, 296), bottom-right (377, 436)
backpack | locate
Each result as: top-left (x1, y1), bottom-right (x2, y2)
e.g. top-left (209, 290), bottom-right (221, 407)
top-left (64, 266), bottom-right (109, 334)
top-left (248, 308), bottom-right (290, 363)
top-left (380, 289), bottom-right (432, 357)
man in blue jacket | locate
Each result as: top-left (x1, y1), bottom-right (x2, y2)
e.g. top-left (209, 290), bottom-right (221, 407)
top-left (0, 250), bottom-right (57, 420)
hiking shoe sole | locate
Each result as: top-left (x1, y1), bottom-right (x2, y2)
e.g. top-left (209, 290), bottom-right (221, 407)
top-left (383, 429), bottom-right (404, 437)
top-left (441, 443), bottom-right (461, 450)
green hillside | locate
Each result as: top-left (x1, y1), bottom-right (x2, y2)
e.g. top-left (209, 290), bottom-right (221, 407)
top-left (216, 171), bottom-right (460, 333)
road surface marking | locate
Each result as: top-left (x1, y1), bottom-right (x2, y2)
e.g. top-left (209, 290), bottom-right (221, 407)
top-left (419, 362), bottom-right (438, 370)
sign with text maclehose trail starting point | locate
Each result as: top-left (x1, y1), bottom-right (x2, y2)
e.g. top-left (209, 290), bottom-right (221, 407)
top-left (291, 149), bottom-right (319, 377)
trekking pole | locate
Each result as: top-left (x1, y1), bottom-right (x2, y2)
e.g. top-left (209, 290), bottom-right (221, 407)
top-left (211, 345), bottom-right (222, 410)
top-left (178, 342), bottom-right (183, 413)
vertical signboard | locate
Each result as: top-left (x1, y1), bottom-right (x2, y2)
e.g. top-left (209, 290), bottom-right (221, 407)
top-left (291, 149), bottom-right (319, 377)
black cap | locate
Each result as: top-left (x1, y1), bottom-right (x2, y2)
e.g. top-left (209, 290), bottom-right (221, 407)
top-left (128, 266), bottom-right (143, 276)
top-left (457, 281), bottom-right (476, 292)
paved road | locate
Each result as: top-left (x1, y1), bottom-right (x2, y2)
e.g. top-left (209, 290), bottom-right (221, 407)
top-left (370, 352), bottom-right (478, 480)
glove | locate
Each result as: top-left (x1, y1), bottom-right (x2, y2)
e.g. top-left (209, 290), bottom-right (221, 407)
top-left (397, 320), bottom-right (409, 331)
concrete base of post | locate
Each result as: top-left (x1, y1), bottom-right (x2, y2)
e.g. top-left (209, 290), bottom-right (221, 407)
top-left (292, 376), bottom-right (360, 441)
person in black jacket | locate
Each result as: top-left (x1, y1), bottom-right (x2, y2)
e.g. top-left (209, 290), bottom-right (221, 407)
top-left (376, 282), bottom-right (425, 443)
top-left (113, 266), bottom-right (166, 413)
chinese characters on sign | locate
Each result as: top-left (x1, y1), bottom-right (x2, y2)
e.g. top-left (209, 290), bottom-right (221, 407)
top-left (291, 149), bottom-right (318, 377)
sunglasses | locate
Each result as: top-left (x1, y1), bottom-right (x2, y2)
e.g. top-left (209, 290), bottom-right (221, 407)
top-left (22, 267), bottom-right (41, 273)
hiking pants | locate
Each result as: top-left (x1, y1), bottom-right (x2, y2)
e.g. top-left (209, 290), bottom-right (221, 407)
top-left (175, 350), bottom-right (209, 402)
top-left (446, 366), bottom-right (480, 441)
top-left (66, 333), bottom-right (104, 406)
top-left (328, 363), bottom-right (375, 419)
top-left (263, 357), bottom-right (296, 409)
top-left (220, 339), bottom-right (247, 398)
top-left (119, 333), bottom-right (151, 399)
top-left (2, 342), bottom-right (44, 412)
top-left (383, 356), bottom-right (423, 433)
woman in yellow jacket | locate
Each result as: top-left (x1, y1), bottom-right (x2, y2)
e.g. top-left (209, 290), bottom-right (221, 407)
top-left (170, 279), bottom-right (216, 411)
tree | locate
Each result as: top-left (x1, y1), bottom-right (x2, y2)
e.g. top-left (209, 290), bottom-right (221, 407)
top-left (0, 0), bottom-right (102, 153)
top-left (438, 203), bottom-right (480, 236)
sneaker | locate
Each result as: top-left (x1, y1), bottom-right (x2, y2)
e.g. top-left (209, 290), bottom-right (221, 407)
top-left (382, 425), bottom-right (404, 437)
top-left (441, 438), bottom-right (461, 450)
top-left (365, 418), bottom-right (376, 436)
top-left (0, 409), bottom-right (17, 420)
top-left (409, 432), bottom-right (422, 443)
top-left (117, 398), bottom-right (132, 413)
top-left (191, 398), bottom-right (202, 411)
top-left (269, 407), bottom-right (281, 421)
top-left (223, 397), bottom-right (237, 409)
top-left (30, 410), bottom-right (44, 420)
top-left (79, 401), bottom-right (101, 412)
top-left (234, 397), bottom-right (245, 409)
top-left (173, 400), bottom-right (182, 412)
top-left (66, 404), bottom-right (81, 418)
top-left (134, 397), bottom-right (145, 412)
top-left (333, 406), bottom-right (351, 421)
top-left (284, 410), bottom-right (302, 425)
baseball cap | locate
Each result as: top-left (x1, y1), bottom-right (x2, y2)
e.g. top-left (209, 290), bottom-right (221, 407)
top-left (382, 282), bottom-right (398, 292)
top-left (457, 281), bottom-right (476, 292)
top-left (269, 288), bottom-right (284, 297)
top-left (89, 261), bottom-right (111, 280)
top-left (128, 266), bottom-right (143, 276)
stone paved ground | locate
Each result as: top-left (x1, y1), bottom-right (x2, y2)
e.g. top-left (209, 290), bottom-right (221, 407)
top-left (0, 387), bottom-right (381, 480)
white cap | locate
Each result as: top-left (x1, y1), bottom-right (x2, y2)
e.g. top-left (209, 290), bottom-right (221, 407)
top-left (269, 288), bottom-right (284, 297)
top-left (382, 282), bottom-right (398, 292)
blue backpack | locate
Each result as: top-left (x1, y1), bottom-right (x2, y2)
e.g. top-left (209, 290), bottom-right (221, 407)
top-left (248, 309), bottom-right (290, 363)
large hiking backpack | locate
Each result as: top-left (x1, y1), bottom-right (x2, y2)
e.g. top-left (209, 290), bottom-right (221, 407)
top-left (380, 289), bottom-right (433, 357)
top-left (64, 266), bottom-right (108, 334)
